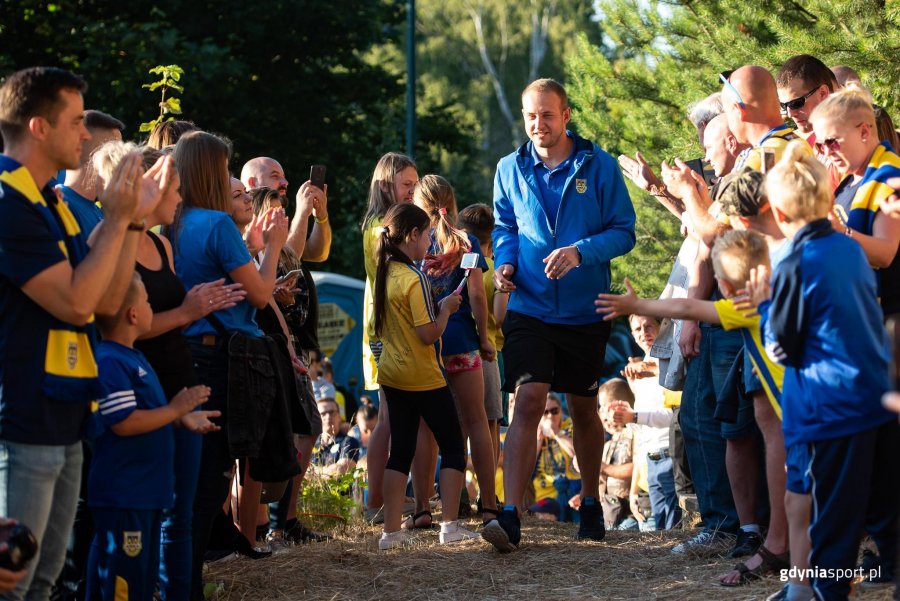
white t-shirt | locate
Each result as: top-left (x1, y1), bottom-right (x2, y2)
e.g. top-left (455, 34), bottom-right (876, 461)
top-left (629, 355), bottom-right (673, 455)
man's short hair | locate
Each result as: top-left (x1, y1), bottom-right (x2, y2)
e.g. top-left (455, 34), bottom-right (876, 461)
top-left (457, 203), bottom-right (494, 246)
top-left (0, 67), bottom-right (87, 145)
top-left (776, 55), bottom-right (838, 93)
top-left (522, 78), bottom-right (568, 109)
top-left (711, 229), bottom-right (769, 290)
top-left (717, 168), bottom-right (767, 218)
top-left (598, 378), bottom-right (634, 406)
top-left (83, 109), bottom-right (124, 132)
top-left (686, 93), bottom-right (723, 131)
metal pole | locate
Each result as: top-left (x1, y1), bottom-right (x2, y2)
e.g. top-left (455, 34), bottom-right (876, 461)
top-left (406, 0), bottom-right (416, 157)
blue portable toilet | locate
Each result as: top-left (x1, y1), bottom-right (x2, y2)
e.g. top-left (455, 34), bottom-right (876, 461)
top-left (311, 272), bottom-right (365, 402)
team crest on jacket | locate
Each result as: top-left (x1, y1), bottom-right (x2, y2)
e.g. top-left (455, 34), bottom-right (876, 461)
top-left (123, 531), bottom-right (142, 557)
top-left (575, 179), bottom-right (587, 194)
top-left (67, 342), bottom-right (78, 370)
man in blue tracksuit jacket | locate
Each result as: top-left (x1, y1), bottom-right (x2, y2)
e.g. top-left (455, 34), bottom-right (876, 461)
top-left (481, 78), bottom-right (635, 553)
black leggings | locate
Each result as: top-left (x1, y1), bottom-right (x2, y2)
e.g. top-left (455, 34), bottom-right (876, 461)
top-left (382, 385), bottom-right (465, 474)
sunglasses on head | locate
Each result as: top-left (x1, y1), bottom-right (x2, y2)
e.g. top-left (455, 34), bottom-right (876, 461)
top-left (814, 122), bottom-right (864, 154)
top-left (543, 407), bottom-right (560, 416)
top-left (719, 72), bottom-right (745, 108)
top-left (779, 86), bottom-right (820, 112)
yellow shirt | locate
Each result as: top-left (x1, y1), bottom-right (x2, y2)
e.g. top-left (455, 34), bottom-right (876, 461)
top-left (533, 419), bottom-right (579, 502)
top-left (739, 126), bottom-right (811, 172)
top-left (483, 256), bottom-right (505, 352)
top-left (663, 389), bottom-right (682, 408)
top-left (376, 261), bottom-right (447, 391)
top-left (362, 218), bottom-right (382, 342)
top-left (714, 298), bottom-right (784, 419)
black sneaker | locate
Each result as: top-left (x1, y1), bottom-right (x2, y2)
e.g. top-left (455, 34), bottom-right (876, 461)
top-left (576, 500), bottom-right (606, 541)
top-left (858, 549), bottom-right (892, 584)
top-left (729, 529), bottom-right (763, 558)
top-left (284, 522), bottom-right (330, 544)
top-left (482, 507), bottom-right (519, 552)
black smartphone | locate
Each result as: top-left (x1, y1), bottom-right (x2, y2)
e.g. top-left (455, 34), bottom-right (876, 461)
top-left (683, 158), bottom-right (718, 187)
top-left (0, 522), bottom-right (38, 571)
top-left (309, 164), bottom-right (326, 190)
top-left (889, 317), bottom-right (900, 391)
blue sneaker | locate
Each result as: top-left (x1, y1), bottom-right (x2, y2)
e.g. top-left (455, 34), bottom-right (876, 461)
top-left (576, 498), bottom-right (606, 541)
top-left (482, 506), bottom-right (519, 552)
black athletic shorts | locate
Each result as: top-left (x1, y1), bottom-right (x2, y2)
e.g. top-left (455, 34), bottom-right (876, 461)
top-left (501, 310), bottom-right (611, 397)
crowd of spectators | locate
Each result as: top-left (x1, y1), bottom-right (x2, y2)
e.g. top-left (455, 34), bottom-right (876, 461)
top-left (1, 53), bottom-right (899, 601)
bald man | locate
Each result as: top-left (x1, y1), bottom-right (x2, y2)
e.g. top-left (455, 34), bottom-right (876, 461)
top-left (703, 114), bottom-right (749, 178)
top-left (831, 64), bottom-right (862, 88)
top-left (721, 65), bottom-right (809, 172)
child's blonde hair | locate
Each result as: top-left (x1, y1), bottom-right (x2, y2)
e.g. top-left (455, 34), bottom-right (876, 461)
top-left (598, 378), bottom-right (634, 407)
top-left (711, 230), bottom-right (770, 291)
top-left (414, 174), bottom-right (471, 276)
top-left (95, 271), bottom-right (144, 335)
top-left (765, 139), bottom-right (832, 222)
top-left (810, 83), bottom-right (877, 130)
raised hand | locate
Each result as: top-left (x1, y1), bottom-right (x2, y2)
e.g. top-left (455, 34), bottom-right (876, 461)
top-left (134, 155), bottom-right (172, 222)
top-left (169, 385), bottom-right (211, 416)
top-left (611, 399), bottom-right (636, 426)
top-left (439, 292), bottom-right (462, 316)
top-left (262, 207), bottom-right (289, 250)
top-left (595, 278), bottom-right (639, 319)
top-left (618, 152), bottom-right (662, 192)
top-left (182, 279), bottom-right (246, 320)
top-left (99, 152), bottom-right (144, 225)
top-left (295, 182), bottom-right (318, 220)
top-left (180, 410), bottom-right (222, 434)
top-left (745, 265), bottom-right (772, 309)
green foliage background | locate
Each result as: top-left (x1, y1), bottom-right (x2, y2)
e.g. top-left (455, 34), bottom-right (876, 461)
top-left (2, 0), bottom-right (898, 289)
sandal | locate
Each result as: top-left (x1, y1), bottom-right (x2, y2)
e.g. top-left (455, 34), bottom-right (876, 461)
top-left (720, 545), bottom-right (790, 587)
top-left (401, 510), bottom-right (433, 530)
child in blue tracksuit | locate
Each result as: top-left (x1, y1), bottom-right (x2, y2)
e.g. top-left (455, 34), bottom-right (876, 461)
top-left (86, 273), bottom-right (212, 601)
top-left (748, 142), bottom-right (899, 601)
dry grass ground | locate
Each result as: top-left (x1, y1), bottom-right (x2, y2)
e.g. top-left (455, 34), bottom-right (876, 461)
top-left (206, 516), bottom-right (894, 600)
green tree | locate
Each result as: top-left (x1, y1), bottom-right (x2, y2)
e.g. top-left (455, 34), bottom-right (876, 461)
top-left (566, 0), bottom-right (900, 297)
top-left (0, 0), bottom-right (476, 278)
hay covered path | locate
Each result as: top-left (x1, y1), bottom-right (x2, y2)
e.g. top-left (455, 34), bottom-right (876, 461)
top-left (205, 517), bottom-right (894, 600)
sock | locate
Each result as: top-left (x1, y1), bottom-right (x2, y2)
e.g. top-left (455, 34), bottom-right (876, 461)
top-left (582, 496), bottom-right (597, 507)
top-left (740, 523), bottom-right (761, 535)
top-left (786, 583), bottom-right (814, 601)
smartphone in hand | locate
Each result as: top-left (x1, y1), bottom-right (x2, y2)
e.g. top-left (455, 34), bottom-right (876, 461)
top-left (309, 165), bottom-right (326, 189)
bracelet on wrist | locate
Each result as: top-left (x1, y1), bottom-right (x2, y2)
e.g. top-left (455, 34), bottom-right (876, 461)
top-left (127, 220), bottom-right (146, 232)
top-left (315, 214), bottom-right (329, 225)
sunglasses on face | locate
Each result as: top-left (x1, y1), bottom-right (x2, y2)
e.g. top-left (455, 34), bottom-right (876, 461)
top-left (779, 86), bottom-right (820, 112)
top-left (814, 122), bottom-right (864, 154)
top-left (543, 407), bottom-right (560, 416)
top-left (719, 72), bottom-right (745, 108)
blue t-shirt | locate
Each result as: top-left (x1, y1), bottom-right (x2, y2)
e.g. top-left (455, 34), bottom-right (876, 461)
top-left (173, 208), bottom-right (261, 337)
top-left (423, 232), bottom-right (489, 356)
top-left (58, 185), bottom-right (102, 244)
top-left (0, 156), bottom-right (88, 445)
top-left (531, 136), bottom-right (576, 226)
top-left (89, 341), bottom-right (174, 510)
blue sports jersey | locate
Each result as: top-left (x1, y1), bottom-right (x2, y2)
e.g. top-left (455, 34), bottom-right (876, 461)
top-left (58, 185), bottom-right (103, 244)
top-left (89, 341), bottom-right (174, 510)
top-left (173, 208), bottom-right (261, 337)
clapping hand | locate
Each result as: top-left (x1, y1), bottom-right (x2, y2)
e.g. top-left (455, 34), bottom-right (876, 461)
top-left (170, 385), bottom-right (211, 417)
top-left (182, 280), bottom-right (246, 320)
top-left (595, 278), bottom-right (639, 319)
top-left (180, 410), bottom-right (222, 434)
top-left (618, 152), bottom-right (662, 192)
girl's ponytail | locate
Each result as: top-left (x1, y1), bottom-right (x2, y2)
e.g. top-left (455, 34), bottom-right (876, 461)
top-left (373, 203), bottom-right (431, 337)
top-left (415, 175), bottom-right (471, 276)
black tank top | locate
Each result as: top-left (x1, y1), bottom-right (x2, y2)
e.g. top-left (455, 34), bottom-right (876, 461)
top-left (134, 231), bottom-right (198, 399)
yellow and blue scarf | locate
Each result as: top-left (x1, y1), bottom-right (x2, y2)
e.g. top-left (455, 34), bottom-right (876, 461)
top-left (0, 156), bottom-right (100, 402)
top-left (845, 142), bottom-right (900, 236)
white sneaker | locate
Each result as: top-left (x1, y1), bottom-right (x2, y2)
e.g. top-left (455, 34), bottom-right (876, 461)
top-left (439, 520), bottom-right (480, 544)
top-left (378, 529), bottom-right (414, 551)
top-left (671, 530), bottom-right (729, 555)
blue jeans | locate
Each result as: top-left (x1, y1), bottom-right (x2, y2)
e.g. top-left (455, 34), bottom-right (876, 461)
top-left (646, 451), bottom-right (681, 530)
top-left (679, 324), bottom-right (740, 534)
top-left (159, 427), bottom-right (202, 601)
top-left (186, 340), bottom-right (234, 601)
top-left (0, 440), bottom-right (82, 601)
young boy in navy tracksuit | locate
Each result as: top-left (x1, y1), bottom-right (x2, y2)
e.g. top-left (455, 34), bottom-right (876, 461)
top-left (85, 273), bottom-right (212, 600)
top-left (748, 142), bottom-right (900, 601)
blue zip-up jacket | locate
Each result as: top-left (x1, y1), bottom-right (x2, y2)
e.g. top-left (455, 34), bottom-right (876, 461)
top-left (758, 219), bottom-right (892, 446)
top-left (492, 133), bottom-right (636, 324)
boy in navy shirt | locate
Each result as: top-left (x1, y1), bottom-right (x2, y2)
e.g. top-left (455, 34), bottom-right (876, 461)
top-left (86, 273), bottom-right (215, 601)
top-left (747, 141), bottom-right (899, 601)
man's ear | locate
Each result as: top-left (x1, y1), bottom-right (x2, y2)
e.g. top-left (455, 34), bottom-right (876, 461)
top-left (562, 106), bottom-right (571, 126)
top-left (28, 116), bottom-right (50, 141)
